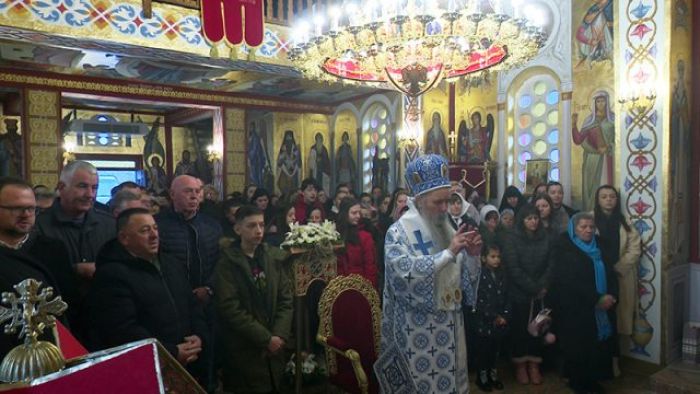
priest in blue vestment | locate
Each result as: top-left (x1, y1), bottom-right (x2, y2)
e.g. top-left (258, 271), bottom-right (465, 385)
top-left (375, 154), bottom-right (482, 394)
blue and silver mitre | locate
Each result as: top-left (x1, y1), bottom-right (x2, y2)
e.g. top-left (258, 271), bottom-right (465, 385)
top-left (404, 154), bottom-right (450, 197)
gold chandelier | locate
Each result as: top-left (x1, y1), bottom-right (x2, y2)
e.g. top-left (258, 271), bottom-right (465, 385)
top-left (288, 0), bottom-right (547, 97)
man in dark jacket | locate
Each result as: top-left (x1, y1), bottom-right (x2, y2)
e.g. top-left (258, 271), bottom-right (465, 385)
top-left (216, 205), bottom-right (293, 393)
top-left (0, 177), bottom-right (66, 359)
top-left (156, 175), bottom-right (222, 391)
top-left (156, 175), bottom-right (222, 303)
top-left (89, 208), bottom-right (206, 367)
top-left (35, 160), bottom-right (115, 341)
top-left (35, 160), bottom-right (116, 278)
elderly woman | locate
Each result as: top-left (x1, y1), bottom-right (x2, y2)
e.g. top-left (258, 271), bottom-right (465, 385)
top-left (554, 213), bottom-right (618, 394)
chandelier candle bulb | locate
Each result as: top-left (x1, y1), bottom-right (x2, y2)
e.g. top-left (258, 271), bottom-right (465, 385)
top-left (313, 15), bottom-right (324, 36)
top-left (329, 6), bottom-right (340, 31)
top-left (448, 0), bottom-right (456, 13)
top-left (494, 0), bottom-right (503, 15)
top-left (513, 0), bottom-right (522, 19)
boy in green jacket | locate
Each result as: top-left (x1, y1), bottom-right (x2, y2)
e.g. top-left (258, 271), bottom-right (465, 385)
top-left (216, 205), bottom-right (293, 393)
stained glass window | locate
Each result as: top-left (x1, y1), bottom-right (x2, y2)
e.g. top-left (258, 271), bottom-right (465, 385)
top-left (508, 73), bottom-right (561, 190)
top-left (362, 103), bottom-right (393, 192)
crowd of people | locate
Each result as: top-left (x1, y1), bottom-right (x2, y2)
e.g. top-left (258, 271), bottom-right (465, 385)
top-left (0, 154), bottom-right (640, 394)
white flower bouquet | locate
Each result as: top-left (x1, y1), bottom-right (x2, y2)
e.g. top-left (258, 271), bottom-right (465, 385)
top-left (280, 220), bottom-right (342, 250)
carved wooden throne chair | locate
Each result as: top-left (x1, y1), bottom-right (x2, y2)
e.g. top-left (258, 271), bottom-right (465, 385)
top-left (316, 274), bottom-right (381, 394)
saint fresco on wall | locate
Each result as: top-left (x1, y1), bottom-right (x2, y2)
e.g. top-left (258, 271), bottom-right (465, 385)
top-left (457, 111), bottom-right (494, 164)
top-left (336, 131), bottom-right (357, 191)
top-left (670, 58), bottom-right (691, 257)
top-left (0, 117), bottom-right (22, 178)
top-left (308, 132), bottom-right (331, 194)
top-left (575, 0), bottom-right (614, 68)
top-left (572, 90), bottom-right (615, 211)
top-left (674, 0), bottom-right (689, 30)
top-left (276, 129), bottom-right (301, 197)
top-left (174, 149), bottom-right (195, 177)
top-left (247, 119), bottom-right (274, 191)
top-left (143, 118), bottom-right (167, 196)
top-left (423, 111), bottom-right (448, 157)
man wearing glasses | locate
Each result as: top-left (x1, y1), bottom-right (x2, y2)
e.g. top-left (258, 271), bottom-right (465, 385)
top-left (35, 160), bottom-right (116, 341)
top-left (0, 177), bottom-right (75, 358)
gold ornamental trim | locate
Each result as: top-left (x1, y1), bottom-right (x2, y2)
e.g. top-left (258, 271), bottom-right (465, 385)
top-left (0, 72), bottom-right (334, 113)
top-left (317, 274), bottom-right (381, 376)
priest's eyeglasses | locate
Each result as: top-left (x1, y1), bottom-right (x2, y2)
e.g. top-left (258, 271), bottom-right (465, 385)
top-left (0, 205), bottom-right (37, 215)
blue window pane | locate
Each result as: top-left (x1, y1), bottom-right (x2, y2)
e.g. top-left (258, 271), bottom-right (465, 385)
top-left (518, 133), bottom-right (532, 147)
top-left (546, 90), bottom-right (560, 105)
top-left (518, 151), bottom-right (532, 165)
top-left (550, 168), bottom-right (559, 181)
top-left (548, 130), bottom-right (559, 144)
top-left (519, 95), bottom-right (532, 109)
top-left (550, 149), bottom-right (560, 163)
top-left (518, 170), bottom-right (526, 183)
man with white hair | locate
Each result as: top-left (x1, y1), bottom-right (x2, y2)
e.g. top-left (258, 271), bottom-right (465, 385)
top-left (36, 160), bottom-right (116, 280)
top-left (375, 154), bottom-right (482, 394)
top-left (36, 160), bottom-right (116, 341)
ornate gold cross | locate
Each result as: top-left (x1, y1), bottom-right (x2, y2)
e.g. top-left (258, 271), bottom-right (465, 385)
top-left (0, 279), bottom-right (67, 346)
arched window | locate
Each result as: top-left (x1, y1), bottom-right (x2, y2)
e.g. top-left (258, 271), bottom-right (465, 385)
top-left (507, 73), bottom-right (560, 189)
top-left (361, 103), bottom-right (393, 192)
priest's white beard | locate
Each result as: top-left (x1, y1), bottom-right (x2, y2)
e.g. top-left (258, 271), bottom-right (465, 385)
top-left (420, 211), bottom-right (452, 251)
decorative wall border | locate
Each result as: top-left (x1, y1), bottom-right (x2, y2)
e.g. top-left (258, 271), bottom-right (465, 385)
top-left (0, 0), bottom-right (292, 63)
top-left (617, 0), bottom-right (663, 364)
top-left (24, 89), bottom-right (62, 188)
top-left (224, 108), bottom-right (245, 195)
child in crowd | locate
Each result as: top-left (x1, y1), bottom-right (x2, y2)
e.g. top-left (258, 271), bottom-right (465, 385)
top-left (473, 243), bottom-right (510, 392)
top-left (500, 208), bottom-right (515, 230)
top-left (479, 205), bottom-right (501, 246)
top-left (307, 207), bottom-right (324, 224)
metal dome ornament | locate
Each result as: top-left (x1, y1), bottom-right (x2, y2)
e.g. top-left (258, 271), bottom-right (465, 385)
top-left (0, 278), bottom-right (68, 383)
top-left (288, 0), bottom-right (547, 97)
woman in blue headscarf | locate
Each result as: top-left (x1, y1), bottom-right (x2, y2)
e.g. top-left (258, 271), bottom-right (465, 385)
top-left (553, 212), bottom-right (618, 394)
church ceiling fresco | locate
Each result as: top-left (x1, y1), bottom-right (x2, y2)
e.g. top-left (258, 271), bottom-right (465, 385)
top-left (0, 25), bottom-right (378, 104)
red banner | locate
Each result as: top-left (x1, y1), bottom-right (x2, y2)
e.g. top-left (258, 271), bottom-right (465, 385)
top-left (201, 0), bottom-right (264, 47)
